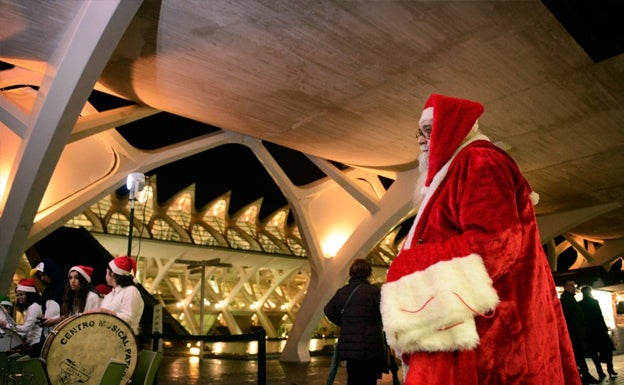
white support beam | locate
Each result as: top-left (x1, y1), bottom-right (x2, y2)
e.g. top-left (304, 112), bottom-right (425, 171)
top-left (592, 238), bottom-right (624, 267)
top-left (0, 0), bottom-right (144, 294)
top-left (537, 202), bottom-right (621, 244)
top-left (27, 129), bottom-right (240, 248)
top-left (0, 93), bottom-right (29, 138)
top-left (563, 234), bottom-right (594, 264)
top-left (306, 154), bottom-right (381, 214)
top-left (69, 104), bottom-right (160, 143)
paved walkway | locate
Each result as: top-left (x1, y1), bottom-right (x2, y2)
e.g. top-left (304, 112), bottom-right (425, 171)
top-left (156, 353), bottom-right (399, 385)
top-left (154, 353), bottom-right (624, 385)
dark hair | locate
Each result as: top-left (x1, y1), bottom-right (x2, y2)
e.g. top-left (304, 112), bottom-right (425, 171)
top-left (107, 266), bottom-right (135, 287)
top-left (580, 285), bottom-right (593, 297)
top-left (62, 272), bottom-right (101, 316)
top-left (349, 259), bottom-right (372, 281)
top-left (15, 291), bottom-right (42, 312)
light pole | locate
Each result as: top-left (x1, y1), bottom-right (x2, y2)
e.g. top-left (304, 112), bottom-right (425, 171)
top-left (126, 173), bottom-right (146, 257)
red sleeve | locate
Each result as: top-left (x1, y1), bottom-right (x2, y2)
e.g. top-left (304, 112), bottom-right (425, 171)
top-left (389, 146), bottom-right (524, 284)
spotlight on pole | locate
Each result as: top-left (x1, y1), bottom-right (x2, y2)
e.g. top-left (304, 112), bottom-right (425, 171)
top-left (126, 172), bottom-right (146, 256)
top-left (126, 172), bottom-right (146, 201)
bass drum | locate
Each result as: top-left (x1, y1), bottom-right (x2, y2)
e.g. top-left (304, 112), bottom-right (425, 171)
top-left (41, 313), bottom-right (139, 385)
top-left (0, 328), bottom-right (24, 351)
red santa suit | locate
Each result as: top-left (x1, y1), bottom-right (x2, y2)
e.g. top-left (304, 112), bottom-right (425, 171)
top-left (380, 94), bottom-right (580, 385)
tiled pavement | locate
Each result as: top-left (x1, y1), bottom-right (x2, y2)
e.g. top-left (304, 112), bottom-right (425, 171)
top-left (586, 354), bottom-right (624, 385)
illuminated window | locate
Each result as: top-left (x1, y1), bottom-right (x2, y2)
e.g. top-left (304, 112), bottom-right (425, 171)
top-left (287, 237), bottom-right (307, 257)
top-left (168, 192), bottom-right (192, 229)
top-left (226, 228), bottom-right (254, 250)
top-left (107, 212), bottom-right (136, 236)
top-left (258, 233), bottom-right (282, 254)
top-left (65, 213), bottom-right (95, 230)
top-left (204, 198), bottom-right (228, 233)
top-left (191, 223), bottom-right (220, 246)
top-left (90, 196), bottom-right (112, 218)
top-left (265, 209), bottom-right (287, 241)
top-left (152, 218), bottom-right (181, 241)
top-left (235, 204), bottom-right (259, 237)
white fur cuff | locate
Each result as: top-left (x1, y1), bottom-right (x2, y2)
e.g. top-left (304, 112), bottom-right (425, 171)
top-left (381, 254), bottom-right (499, 353)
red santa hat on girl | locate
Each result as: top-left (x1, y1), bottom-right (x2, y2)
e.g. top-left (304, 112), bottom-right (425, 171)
top-left (16, 278), bottom-right (37, 293)
top-left (109, 256), bottom-right (137, 276)
top-left (69, 265), bottom-right (94, 283)
top-left (420, 93), bottom-right (484, 187)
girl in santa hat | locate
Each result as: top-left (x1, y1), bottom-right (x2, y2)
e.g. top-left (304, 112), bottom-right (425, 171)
top-left (0, 278), bottom-right (44, 357)
top-left (85, 256), bottom-right (144, 335)
top-left (41, 265), bottom-right (103, 327)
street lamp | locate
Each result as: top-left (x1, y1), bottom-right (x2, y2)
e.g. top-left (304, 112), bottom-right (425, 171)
top-left (126, 172), bottom-right (146, 256)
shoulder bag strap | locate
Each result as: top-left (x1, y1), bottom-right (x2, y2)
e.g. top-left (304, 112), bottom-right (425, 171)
top-left (341, 283), bottom-right (363, 314)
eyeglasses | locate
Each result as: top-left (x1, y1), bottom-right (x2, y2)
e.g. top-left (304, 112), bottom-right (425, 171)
top-left (417, 124), bottom-right (432, 139)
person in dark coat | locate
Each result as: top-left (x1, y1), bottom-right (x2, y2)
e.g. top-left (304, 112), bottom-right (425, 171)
top-left (560, 280), bottom-right (600, 385)
top-left (579, 285), bottom-right (617, 379)
top-left (31, 258), bottom-right (66, 342)
top-left (324, 259), bottom-right (387, 385)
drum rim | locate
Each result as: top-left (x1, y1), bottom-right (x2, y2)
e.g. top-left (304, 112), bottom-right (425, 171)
top-left (41, 312), bottom-right (139, 384)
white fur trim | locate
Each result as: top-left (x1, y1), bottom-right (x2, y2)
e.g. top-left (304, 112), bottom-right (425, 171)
top-left (419, 107), bottom-right (433, 126)
top-left (109, 259), bottom-right (133, 276)
top-left (413, 318), bottom-right (479, 351)
top-left (381, 254), bottom-right (499, 353)
top-left (69, 266), bottom-right (91, 283)
top-left (17, 284), bottom-right (36, 293)
top-left (530, 191), bottom-right (539, 206)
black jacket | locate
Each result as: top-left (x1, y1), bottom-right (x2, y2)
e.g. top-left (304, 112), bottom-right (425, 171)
top-left (324, 278), bottom-right (385, 362)
top-left (560, 291), bottom-right (586, 349)
top-left (579, 296), bottom-right (615, 351)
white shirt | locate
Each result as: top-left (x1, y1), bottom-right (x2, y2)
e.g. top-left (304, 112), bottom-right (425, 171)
top-left (42, 299), bottom-right (60, 338)
top-left (15, 302), bottom-right (43, 345)
top-left (71, 291), bottom-right (102, 316)
top-left (101, 285), bottom-right (144, 334)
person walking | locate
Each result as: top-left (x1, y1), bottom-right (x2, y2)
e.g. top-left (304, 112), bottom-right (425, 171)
top-left (579, 285), bottom-right (617, 379)
top-left (560, 280), bottom-right (600, 384)
top-left (324, 259), bottom-right (387, 385)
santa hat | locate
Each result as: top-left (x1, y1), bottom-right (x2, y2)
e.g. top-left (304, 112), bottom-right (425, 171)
top-left (109, 256), bottom-right (137, 276)
top-left (16, 278), bottom-right (37, 293)
top-left (95, 284), bottom-right (112, 295)
top-left (69, 265), bottom-right (94, 283)
top-left (0, 295), bottom-right (12, 307)
top-left (420, 94), bottom-right (484, 187)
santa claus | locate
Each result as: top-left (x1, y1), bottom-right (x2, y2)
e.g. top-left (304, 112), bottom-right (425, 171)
top-left (380, 94), bottom-right (581, 385)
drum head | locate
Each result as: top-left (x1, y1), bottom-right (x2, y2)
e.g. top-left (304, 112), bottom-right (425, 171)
top-left (0, 328), bottom-right (24, 351)
top-left (41, 313), bottom-right (139, 385)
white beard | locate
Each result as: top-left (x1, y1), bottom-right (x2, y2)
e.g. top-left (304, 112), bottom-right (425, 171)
top-left (418, 150), bottom-right (429, 172)
top-left (414, 150), bottom-right (429, 204)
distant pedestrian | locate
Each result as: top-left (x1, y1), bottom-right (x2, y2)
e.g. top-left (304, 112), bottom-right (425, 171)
top-left (324, 259), bottom-right (387, 385)
top-left (560, 280), bottom-right (600, 384)
top-left (579, 285), bottom-right (617, 379)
